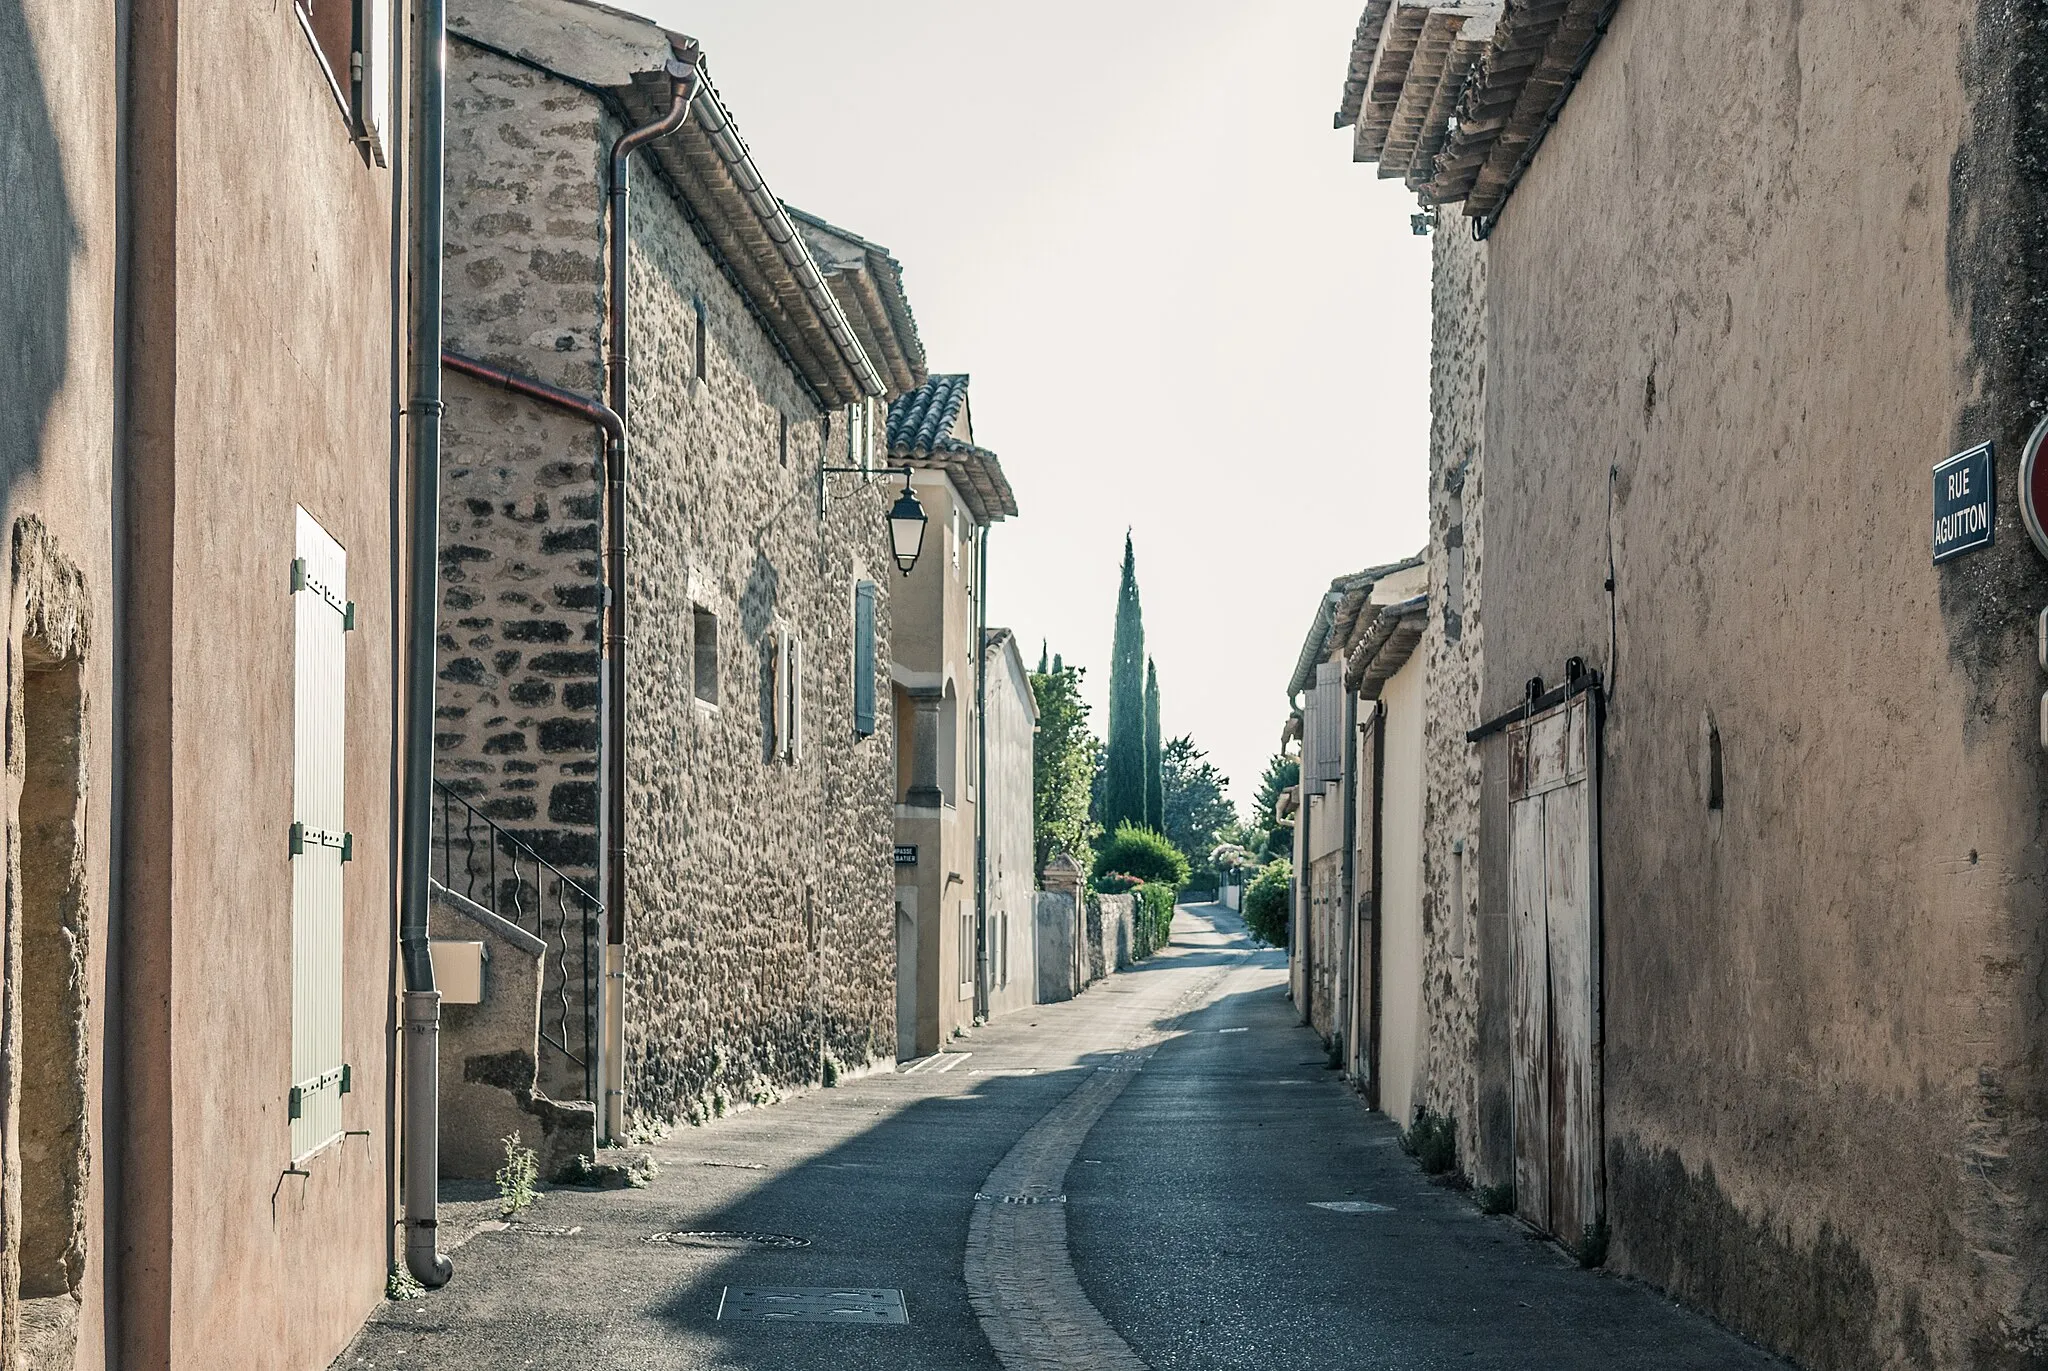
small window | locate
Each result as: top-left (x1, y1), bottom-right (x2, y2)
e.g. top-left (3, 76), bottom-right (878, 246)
top-left (779, 413), bottom-right (789, 467)
top-left (852, 582), bottom-right (877, 737)
top-left (693, 296), bottom-right (708, 382)
top-left (692, 606), bottom-right (718, 706)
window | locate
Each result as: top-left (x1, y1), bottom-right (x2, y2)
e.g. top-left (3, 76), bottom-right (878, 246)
top-left (693, 296), bottom-right (708, 382)
top-left (294, 0), bottom-right (391, 163)
top-left (852, 582), bottom-right (877, 737)
top-left (692, 606), bottom-right (719, 706)
top-left (291, 507), bottom-right (353, 1161)
top-left (779, 413), bottom-right (789, 468)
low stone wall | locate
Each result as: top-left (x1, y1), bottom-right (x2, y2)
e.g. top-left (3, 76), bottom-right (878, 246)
top-left (1084, 894), bottom-right (1138, 981)
top-left (431, 885), bottom-right (596, 1182)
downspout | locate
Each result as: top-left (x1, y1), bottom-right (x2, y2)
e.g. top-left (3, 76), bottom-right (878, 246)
top-left (1366, 698), bottom-right (1387, 1111)
top-left (442, 350), bottom-right (621, 1114)
top-left (399, 0), bottom-right (453, 1289)
top-left (600, 56), bottom-right (702, 1144)
top-left (973, 524), bottom-right (990, 1021)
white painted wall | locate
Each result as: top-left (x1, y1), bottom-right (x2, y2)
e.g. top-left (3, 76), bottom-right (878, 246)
top-left (984, 633), bottom-right (1039, 1017)
top-left (1377, 648), bottom-right (1428, 1128)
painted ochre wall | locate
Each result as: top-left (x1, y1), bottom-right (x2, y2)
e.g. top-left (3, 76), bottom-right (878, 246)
top-left (1467, 0), bottom-right (2048, 1362)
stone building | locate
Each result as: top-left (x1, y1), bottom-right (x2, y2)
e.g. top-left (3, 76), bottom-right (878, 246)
top-left (7, 0), bottom-right (417, 1358)
top-left (1333, 0), bottom-right (2048, 1363)
top-left (1285, 559), bottom-right (1430, 1125)
top-left (982, 629), bottom-right (1040, 1020)
top-left (436, 0), bottom-right (917, 1141)
top-left (887, 374), bottom-right (1019, 1056)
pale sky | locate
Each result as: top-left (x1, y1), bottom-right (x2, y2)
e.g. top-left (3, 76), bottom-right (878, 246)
top-left (651, 1), bottom-right (1433, 810)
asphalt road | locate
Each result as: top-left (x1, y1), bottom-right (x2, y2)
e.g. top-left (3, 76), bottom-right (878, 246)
top-left (340, 905), bottom-right (1784, 1370)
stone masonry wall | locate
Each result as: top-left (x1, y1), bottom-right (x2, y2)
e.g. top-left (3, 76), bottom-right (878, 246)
top-left (439, 41), bottom-right (897, 1128)
top-left (1416, 223), bottom-right (1486, 1173)
top-left (617, 99), bottom-right (896, 1136)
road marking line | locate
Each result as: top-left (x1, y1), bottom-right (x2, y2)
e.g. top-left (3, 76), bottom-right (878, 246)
top-left (963, 945), bottom-right (1249, 1371)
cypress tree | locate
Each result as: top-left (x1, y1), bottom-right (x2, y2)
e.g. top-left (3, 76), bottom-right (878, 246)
top-left (1104, 533), bottom-right (1147, 832)
top-left (1144, 658), bottom-right (1164, 829)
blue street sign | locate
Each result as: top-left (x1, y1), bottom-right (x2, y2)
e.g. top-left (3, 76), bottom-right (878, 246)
top-left (1934, 442), bottom-right (1995, 564)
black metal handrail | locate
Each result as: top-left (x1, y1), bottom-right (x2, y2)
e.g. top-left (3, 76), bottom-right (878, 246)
top-left (431, 778), bottom-right (601, 1104)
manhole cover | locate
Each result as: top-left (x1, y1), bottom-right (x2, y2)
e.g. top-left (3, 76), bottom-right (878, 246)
top-left (647, 1230), bottom-right (812, 1249)
top-left (1310, 1201), bottom-right (1394, 1213)
top-left (717, 1286), bottom-right (907, 1325)
top-left (975, 1191), bottom-right (1067, 1205)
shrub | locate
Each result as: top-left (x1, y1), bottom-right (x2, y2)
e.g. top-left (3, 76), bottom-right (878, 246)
top-left (1476, 1181), bottom-right (1516, 1215)
top-left (1092, 823), bottom-right (1189, 892)
top-left (1400, 1108), bottom-right (1459, 1177)
top-left (1242, 860), bottom-right (1291, 945)
top-left (1094, 871), bottom-right (1145, 896)
top-left (1136, 882), bottom-right (1175, 953)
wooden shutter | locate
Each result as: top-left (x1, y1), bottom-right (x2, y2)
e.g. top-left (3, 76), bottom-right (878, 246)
top-left (785, 634), bottom-right (803, 764)
top-left (359, 0), bottom-right (390, 164)
top-left (291, 507), bottom-right (351, 1160)
top-left (769, 627), bottom-right (787, 757)
top-left (853, 582), bottom-right (877, 737)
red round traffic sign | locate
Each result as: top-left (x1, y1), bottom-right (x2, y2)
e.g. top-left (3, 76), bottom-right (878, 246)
top-left (2023, 412), bottom-right (2048, 560)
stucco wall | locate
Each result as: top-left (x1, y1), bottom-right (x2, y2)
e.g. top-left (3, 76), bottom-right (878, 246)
top-left (439, 42), bottom-right (897, 1135)
top-left (1471, 0), bottom-right (2048, 1362)
top-left (5, 0), bottom-right (119, 1362)
top-left (1376, 653), bottom-right (1426, 1129)
top-left (983, 638), bottom-right (1037, 1018)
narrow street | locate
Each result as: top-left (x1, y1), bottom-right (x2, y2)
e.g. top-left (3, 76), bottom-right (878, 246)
top-left (343, 907), bottom-right (1780, 1370)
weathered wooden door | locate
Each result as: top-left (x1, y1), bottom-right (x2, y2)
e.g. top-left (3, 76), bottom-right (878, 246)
top-left (1507, 693), bottom-right (1602, 1247)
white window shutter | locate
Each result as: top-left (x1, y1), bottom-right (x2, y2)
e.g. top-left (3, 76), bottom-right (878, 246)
top-left (291, 507), bottom-right (350, 1160)
top-left (359, 0), bottom-right (391, 166)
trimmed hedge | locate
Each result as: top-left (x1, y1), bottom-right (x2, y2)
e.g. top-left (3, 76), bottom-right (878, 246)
top-left (1135, 883), bottom-right (1175, 954)
top-left (1092, 822), bottom-right (1189, 893)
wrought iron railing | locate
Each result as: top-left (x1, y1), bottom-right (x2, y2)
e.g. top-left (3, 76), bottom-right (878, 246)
top-left (431, 779), bottom-right (601, 1105)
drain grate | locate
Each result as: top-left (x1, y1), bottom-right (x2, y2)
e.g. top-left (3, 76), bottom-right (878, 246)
top-left (717, 1286), bottom-right (907, 1325)
top-left (1310, 1201), bottom-right (1394, 1214)
top-left (646, 1230), bottom-right (812, 1249)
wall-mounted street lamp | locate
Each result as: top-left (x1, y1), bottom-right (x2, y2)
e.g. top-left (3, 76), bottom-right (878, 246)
top-left (822, 463), bottom-right (929, 575)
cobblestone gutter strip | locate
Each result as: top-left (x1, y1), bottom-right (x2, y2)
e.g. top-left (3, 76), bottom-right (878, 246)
top-left (964, 959), bottom-right (1242, 1370)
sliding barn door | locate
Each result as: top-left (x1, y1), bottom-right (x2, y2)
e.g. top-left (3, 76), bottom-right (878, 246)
top-left (1507, 692), bottom-right (1602, 1248)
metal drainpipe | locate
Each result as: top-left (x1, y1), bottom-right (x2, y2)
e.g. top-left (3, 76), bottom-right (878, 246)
top-left (973, 524), bottom-right (990, 1022)
top-left (399, 0), bottom-right (453, 1290)
top-left (599, 57), bottom-right (702, 1144)
top-left (442, 351), bottom-right (622, 1113)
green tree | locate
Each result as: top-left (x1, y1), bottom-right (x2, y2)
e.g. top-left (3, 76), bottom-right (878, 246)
top-left (1143, 658), bottom-right (1163, 829)
top-left (1250, 752), bottom-right (1299, 861)
top-left (1030, 659), bottom-right (1100, 877)
top-left (1162, 736), bottom-right (1237, 870)
top-left (1103, 533), bottom-right (1147, 832)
